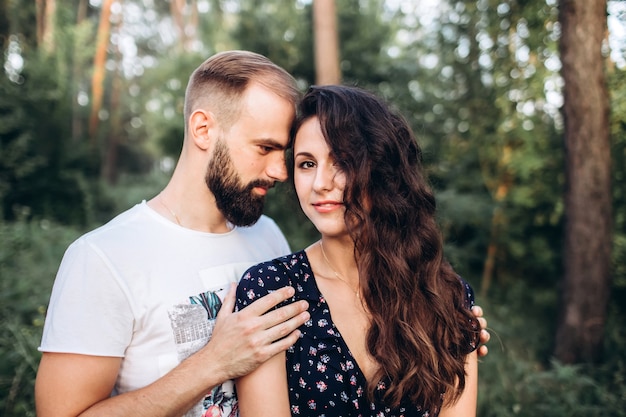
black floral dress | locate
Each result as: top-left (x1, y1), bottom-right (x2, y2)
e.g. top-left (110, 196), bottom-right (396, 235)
top-left (236, 250), bottom-right (476, 417)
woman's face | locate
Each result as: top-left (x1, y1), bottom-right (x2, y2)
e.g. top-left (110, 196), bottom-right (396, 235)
top-left (293, 117), bottom-right (348, 237)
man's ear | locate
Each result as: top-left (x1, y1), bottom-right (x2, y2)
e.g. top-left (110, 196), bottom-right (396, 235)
top-left (189, 109), bottom-right (218, 150)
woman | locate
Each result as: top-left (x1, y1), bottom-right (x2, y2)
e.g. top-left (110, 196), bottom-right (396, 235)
top-left (235, 85), bottom-right (480, 417)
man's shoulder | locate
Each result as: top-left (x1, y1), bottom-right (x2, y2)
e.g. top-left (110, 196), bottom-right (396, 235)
top-left (88, 201), bottom-right (143, 228)
top-left (70, 203), bottom-right (150, 248)
top-left (234, 215), bottom-right (290, 256)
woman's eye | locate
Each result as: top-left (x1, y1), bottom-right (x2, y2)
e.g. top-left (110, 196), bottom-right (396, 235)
top-left (298, 161), bottom-right (315, 169)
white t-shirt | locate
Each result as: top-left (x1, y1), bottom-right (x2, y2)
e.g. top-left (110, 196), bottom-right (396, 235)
top-left (39, 201), bottom-right (291, 416)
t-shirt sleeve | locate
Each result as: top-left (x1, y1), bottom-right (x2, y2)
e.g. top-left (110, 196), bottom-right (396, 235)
top-left (236, 259), bottom-right (294, 311)
top-left (39, 237), bottom-right (134, 357)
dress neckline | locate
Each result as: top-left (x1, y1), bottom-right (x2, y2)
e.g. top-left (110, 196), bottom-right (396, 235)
top-left (299, 249), bottom-right (377, 385)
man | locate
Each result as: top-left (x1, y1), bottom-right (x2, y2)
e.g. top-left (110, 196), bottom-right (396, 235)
top-left (35, 51), bottom-right (489, 417)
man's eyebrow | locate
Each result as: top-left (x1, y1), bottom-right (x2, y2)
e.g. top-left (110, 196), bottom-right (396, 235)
top-left (252, 138), bottom-right (287, 150)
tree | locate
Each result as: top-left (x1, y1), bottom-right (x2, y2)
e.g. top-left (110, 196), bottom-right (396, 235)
top-left (554, 0), bottom-right (612, 364)
top-left (170, 0), bottom-right (199, 52)
top-left (402, 0), bottom-right (564, 295)
top-left (0, 0), bottom-right (8, 68)
top-left (89, 0), bottom-right (114, 142)
top-left (313, 0), bottom-right (341, 84)
top-left (35, 0), bottom-right (56, 53)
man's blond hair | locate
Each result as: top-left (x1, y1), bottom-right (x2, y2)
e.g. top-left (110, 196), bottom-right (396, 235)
top-left (184, 50), bottom-right (301, 134)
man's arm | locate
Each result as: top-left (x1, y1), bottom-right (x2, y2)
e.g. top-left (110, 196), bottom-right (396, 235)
top-left (35, 285), bottom-right (310, 417)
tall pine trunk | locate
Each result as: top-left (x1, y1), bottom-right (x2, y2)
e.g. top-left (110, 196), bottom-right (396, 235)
top-left (0, 0), bottom-right (8, 58)
top-left (36, 0), bottom-right (56, 53)
top-left (171, 0), bottom-right (199, 52)
top-left (72, 0), bottom-right (88, 142)
top-left (89, 0), bottom-right (114, 143)
top-left (554, 0), bottom-right (612, 364)
top-left (313, 0), bottom-right (341, 85)
top-left (101, 10), bottom-right (124, 185)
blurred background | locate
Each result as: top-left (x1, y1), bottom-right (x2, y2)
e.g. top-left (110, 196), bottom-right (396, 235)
top-left (1, 0), bottom-right (625, 415)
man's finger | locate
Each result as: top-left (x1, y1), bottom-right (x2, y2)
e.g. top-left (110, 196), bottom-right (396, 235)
top-left (216, 283), bottom-right (236, 318)
top-left (266, 329), bottom-right (303, 356)
top-left (478, 345), bottom-right (489, 357)
top-left (242, 286), bottom-right (297, 316)
top-left (263, 309), bottom-right (310, 343)
top-left (477, 317), bottom-right (487, 331)
top-left (480, 328), bottom-right (491, 344)
top-left (261, 300), bottom-right (309, 331)
top-left (471, 305), bottom-right (484, 318)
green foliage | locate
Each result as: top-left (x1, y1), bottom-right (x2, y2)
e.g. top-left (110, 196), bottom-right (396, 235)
top-left (0, 43), bottom-right (104, 225)
top-left (480, 358), bottom-right (625, 417)
top-left (231, 0), bottom-right (314, 83)
top-left (0, 219), bottom-right (83, 417)
top-left (476, 281), bottom-right (626, 417)
top-left (129, 52), bottom-right (203, 160)
top-left (100, 171), bottom-right (171, 216)
top-left (1, 0), bottom-right (626, 415)
top-left (609, 64), bottom-right (626, 308)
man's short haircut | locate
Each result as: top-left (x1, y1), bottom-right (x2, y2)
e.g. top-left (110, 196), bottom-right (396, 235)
top-left (184, 50), bottom-right (301, 133)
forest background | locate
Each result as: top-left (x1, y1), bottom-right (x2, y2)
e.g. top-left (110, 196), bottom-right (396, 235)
top-left (1, 0), bottom-right (625, 416)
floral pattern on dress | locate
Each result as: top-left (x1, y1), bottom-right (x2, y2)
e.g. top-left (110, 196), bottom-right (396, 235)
top-left (236, 250), bottom-right (477, 417)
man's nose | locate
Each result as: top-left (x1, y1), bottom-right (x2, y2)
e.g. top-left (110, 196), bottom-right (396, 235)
top-left (267, 153), bottom-right (288, 182)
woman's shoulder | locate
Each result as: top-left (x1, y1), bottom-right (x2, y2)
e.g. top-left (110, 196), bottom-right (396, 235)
top-left (244, 250), bottom-right (307, 275)
top-left (240, 250), bottom-right (310, 289)
top-left (237, 250), bottom-right (310, 308)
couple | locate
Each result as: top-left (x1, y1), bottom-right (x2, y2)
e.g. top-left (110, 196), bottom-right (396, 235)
top-left (36, 51), bottom-right (487, 417)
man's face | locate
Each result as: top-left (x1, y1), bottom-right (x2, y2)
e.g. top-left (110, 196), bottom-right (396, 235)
top-left (206, 138), bottom-right (271, 227)
top-left (205, 83), bottom-right (294, 226)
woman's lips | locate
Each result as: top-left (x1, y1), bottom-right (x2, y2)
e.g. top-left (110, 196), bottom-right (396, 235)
top-left (312, 201), bottom-right (343, 213)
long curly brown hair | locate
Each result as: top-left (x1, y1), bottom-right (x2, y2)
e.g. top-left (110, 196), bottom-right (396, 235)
top-left (291, 85), bottom-right (480, 411)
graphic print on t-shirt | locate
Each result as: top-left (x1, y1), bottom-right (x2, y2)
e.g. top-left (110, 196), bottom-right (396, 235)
top-left (168, 263), bottom-right (251, 417)
top-left (168, 289), bottom-right (228, 417)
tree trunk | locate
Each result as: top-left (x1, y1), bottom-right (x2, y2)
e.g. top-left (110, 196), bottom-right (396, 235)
top-left (171, 0), bottom-right (186, 50)
top-left (313, 0), bottom-right (341, 85)
top-left (170, 0), bottom-right (198, 52)
top-left (480, 146), bottom-right (513, 298)
top-left (72, 0), bottom-right (88, 142)
top-left (35, 0), bottom-right (56, 53)
top-left (102, 60), bottom-right (122, 184)
top-left (35, 0), bottom-right (45, 45)
top-left (77, 0), bottom-right (88, 23)
top-left (554, 0), bottom-right (612, 364)
top-left (89, 0), bottom-right (114, 143)
top-left (0, 0), bottom-right (9, 57)
top-left (101, 5), bottom-right (124, 185)
top-left (42, 0), bottom-right (56, 52)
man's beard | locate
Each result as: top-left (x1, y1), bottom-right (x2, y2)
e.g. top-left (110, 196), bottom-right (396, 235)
top-left (205, 140), bottom-right (274, 227)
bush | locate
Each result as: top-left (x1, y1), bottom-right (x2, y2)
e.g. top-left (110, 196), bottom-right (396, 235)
top-left (0, 219), bottom-right (83, 416)
top-left (476, 280), bottom-right (626, 416)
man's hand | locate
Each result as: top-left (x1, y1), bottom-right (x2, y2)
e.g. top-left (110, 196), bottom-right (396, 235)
top-left (198, 284), bottom-right (310, 383)
top-left (471, 305), bottom-right (490, 357)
